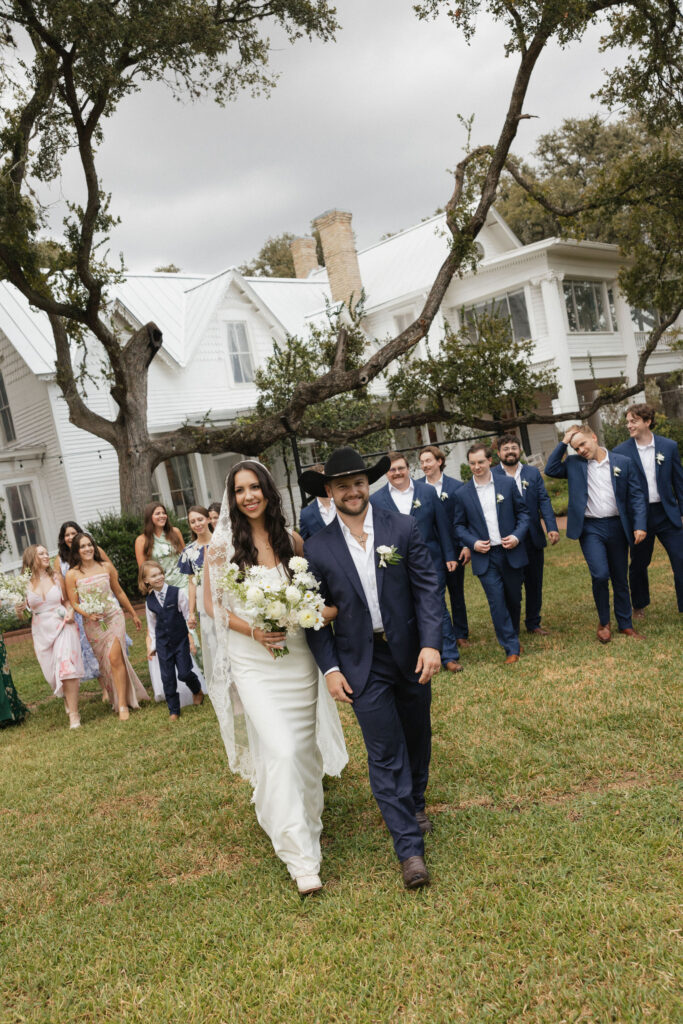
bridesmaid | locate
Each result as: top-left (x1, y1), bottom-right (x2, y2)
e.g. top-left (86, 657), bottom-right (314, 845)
top-left (53, 521), bottom-right (105, 692)
top-left (22, 544), bottom-right (84, 729)
top-left (207, 502), bottom-right (222, 530)
top-left (66, 532), bottom-right (146, 721)
top-left (179, 506), bottom-right (216, 681)
top-left (0, 632), bottom-right (28, 728)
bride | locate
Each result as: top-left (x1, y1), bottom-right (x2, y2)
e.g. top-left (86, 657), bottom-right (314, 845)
top-left (204, 460), bottom-right (347, 895)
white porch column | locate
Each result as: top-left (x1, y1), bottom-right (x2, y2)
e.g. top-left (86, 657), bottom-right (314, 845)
top-left (615, 287), bottom-right (644, 397)
top-left (532, 271), bottom-right (581, 427)
top-left (192, 453), bottom-right (210, 506)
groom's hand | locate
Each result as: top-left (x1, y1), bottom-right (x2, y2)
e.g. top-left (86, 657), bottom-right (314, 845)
top-left (415, 647), bottom-right (441, 685)
top-left (325, 670), bottom-right (354, 704)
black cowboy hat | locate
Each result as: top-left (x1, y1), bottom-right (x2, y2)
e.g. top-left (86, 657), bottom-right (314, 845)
top-left (298, 447), bottom-right (391, 498)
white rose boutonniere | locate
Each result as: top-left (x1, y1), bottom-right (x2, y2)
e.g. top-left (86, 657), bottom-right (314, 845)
top-left (412, 499), bottom-right (422, 509)
top-left (613, 466), bottom-right (621, 477)
top-left (440, 492), bottom-right (449, 501)
top-left (496, 493), bottom-right (505, 503)
top-left (522, 479), bottom-right (530, 490)
top-left (656, 452), bottom-right (665, 465)
top-left (376, 545), bottom-right (402, 568)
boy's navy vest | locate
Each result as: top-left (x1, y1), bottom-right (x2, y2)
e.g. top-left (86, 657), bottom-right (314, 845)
top-left (146, 586), bottom-right (187, 657)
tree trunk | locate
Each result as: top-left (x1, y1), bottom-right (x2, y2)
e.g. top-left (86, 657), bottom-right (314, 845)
top-left (116, 434), bottom-right (158, 516)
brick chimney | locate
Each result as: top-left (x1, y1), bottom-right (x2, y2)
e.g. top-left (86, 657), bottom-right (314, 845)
top-left (290, 236), bottom-right (320, 279)
top-left (312, 209), bottom-right (363, 309)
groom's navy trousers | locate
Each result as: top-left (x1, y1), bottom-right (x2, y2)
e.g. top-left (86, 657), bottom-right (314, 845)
top-left (305, 508), bottom-right (442, 863)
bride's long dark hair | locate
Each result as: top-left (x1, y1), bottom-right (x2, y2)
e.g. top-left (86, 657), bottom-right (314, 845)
top-left (227, 461), bottom-right (293, 573)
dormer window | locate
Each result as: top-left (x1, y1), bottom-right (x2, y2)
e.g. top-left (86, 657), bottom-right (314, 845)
top-left (0, 372), bottom-right (16, 444)
top-left (226, 322), bottom-right (255, 384)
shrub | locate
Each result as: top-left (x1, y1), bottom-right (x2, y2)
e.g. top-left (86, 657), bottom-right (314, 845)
top-left (543, 475), bottom-right (569, 516)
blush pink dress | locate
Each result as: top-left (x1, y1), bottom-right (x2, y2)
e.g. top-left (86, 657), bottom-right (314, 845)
top-left (27, 583), bottom-right (84, 697)
top-left (76, 573), bottom-right (148, 712)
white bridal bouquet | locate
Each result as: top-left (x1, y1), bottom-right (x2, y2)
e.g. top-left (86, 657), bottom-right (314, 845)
top-left (79, 590), bottom-right (114, 631)
top-left (215, 555), bottom-right (326, 658)
top-left (0, 569), bottom-right (32, 610)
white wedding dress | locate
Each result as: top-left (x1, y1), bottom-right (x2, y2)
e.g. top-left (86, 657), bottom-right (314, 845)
top-left (207, 513), bottom-right (348, 878)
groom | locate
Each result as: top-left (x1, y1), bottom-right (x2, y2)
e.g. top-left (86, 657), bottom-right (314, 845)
top-left (299, 448), bottom-right (442, 890)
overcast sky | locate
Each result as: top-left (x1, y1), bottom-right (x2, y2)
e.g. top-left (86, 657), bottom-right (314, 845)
top-left (62, 0), bottom-right (622, 274)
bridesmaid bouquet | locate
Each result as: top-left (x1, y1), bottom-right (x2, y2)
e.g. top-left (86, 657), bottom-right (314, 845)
top-left (0, 569), bottom-right (32, 610)
top-left (216, 555), bottom-right (326, 658)
top-left (79, 590), bottom-right (114, 631)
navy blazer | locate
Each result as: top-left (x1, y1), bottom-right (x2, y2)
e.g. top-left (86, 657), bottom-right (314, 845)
top-left (612, 435), bottom-right (683, 528)
top-left (304, 507), bottom-right (442, 695)
top-left (544, 443), bottom-right (648, 542)
top-left (452, 474), bottom-right (530, 576)
top-left (299, 500), bottom-right (326, 540)
top-left (492, 464), bottom-right (558, 549)
top-left (418, 472), bottom-right (464, 534)
top-left (370, 478), bottom-right (455, 566)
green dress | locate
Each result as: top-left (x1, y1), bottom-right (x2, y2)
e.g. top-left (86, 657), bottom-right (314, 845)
top-left (0, 633), bottom-right (28, 727)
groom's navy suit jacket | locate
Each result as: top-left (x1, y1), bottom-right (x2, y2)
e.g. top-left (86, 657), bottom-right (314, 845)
top-left (544, 443), bottom-right (647, 542)
top-left (452, 474), bottom-right (530, 576)
top-left (370, 479), bottom-right (455, 567)
top-left (492, 464), bottom-right (558, 549)
top-left (612, 435), bottom-right (683, 528)
top-left (304, 507), bottom-right (442, 696)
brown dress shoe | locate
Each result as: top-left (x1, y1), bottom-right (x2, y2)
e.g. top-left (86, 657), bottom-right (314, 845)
top-left (192, 691), bottom-right (205, 706)
top-left (505, 654), bottom-right (519, 664)
top-left (527, 626), bottom-right (550, 635)
top-left (619, 627), bottom-right (645, 639)
top-left (456, 638), bottom-right (471, 648)
top-left (401, 855), bottom-right (430, 889)
top-left (632, 608), bottom-right (646, 619)
top-left (415, 810), bottom-right (433, 834)
top-left (445, 661), bottom-right (463, 673)
top-left (597, 624), bottom-right (611, 644)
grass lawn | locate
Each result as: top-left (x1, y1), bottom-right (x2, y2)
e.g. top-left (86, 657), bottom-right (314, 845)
top-left (1, 537), bottom-right (681, 1023)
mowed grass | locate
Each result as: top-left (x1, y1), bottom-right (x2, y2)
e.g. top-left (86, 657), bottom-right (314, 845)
top-left (1, 537), bottom-right (681, 1024)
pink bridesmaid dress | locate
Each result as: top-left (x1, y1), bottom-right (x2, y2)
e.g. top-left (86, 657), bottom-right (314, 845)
top-left (28, 583), bottom-right (84, 696)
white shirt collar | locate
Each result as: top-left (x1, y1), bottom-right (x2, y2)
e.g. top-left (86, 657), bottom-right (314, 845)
top-left (635, 436), bottom-right (655, 451)
top-left (473, 473), bottom-right (494, 489)
top-left (388, 479), bottom-right (414, 496)
top-left (339, 501), bottom-right (374, 541)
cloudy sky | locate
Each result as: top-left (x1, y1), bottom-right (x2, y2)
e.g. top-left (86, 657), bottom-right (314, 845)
top-left (66, 0), bottom-right (621, 274)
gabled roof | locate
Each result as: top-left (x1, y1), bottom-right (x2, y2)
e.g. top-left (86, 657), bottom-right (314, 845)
top-left (0, 281), bottom-right (55, 375)
top-left (113, 273), bottom-right (204, 363)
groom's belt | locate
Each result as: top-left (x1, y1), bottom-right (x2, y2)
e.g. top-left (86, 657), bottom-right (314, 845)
top-left (373, 630), bottom-right (388, 644)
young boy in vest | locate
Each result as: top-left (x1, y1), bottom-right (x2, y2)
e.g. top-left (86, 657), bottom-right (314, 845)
top-left (140, 560), bottom-right (204, 720)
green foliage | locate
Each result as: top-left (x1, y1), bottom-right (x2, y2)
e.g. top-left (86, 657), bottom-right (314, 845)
top-left (387, 311), bottom-right (558, 425)
top-left (460, 462), bottom-right (472, 482)
top-left (85, 512), bottom-right (143, 601)
top-left (543, 475), bottom-right (569, 516)
top-left (239, 227), bottom-right (325, 278)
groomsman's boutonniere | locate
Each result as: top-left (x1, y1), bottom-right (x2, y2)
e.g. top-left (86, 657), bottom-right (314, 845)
top-left (440, 492), bottom-right (449, 501)
top-left (496, 493), bottom-right (505, 503)
top-left (656, 452), bottom-right (665, 465)
top-left (522, 480), bottom-right (530, 490)
top-left (377, 545), bottom-right (402, 568)
top-left (613, 466), bottom-right (621, 477)
top-left (412, 499), bottom-right (422, 509)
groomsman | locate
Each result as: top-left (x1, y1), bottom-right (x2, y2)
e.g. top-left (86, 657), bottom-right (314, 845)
top-left (492, 433), bottom-right (559, 635)
top-left (545, 424), bottom-right (647, 643)
top-left (300, 447), bottom-right (442, 889)
top-left (299, 464), bottom-right (337, 540)
top-left (371, 451), bottom-right (462, 672)
top-left (613, 403), bottom-right (683, 616)
top-left (419, 445), bottom-right (471, 646)
top-left (452, 443), bottom-right (530, 663)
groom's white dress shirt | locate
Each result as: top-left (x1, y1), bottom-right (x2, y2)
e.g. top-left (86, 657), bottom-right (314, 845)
top-left (389, 480), bottom-right (414, 515)
top-left (585, 453), bottom-right (618, 518)
top-left (473, 475), bottom-right (503, 545)
top-left (635, 437), bottom-right (660, 503)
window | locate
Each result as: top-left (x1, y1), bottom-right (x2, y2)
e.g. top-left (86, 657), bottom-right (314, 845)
top-left (563, 280), bottom-right (613, 332)
top-left (226, 322), bottom-right (254, 384)
top-left (464, 290), bottom-right (531, 343)
top-left (6, 483), bottom-right (41, 550)
top-left (164, 455), bottom-right (196, 519)
top-left (0, 372), bottom-right (16, 444)
top-left (394, 311), bottom-right (414, 334)
top-left (630, 307), bottom-right (658, 333)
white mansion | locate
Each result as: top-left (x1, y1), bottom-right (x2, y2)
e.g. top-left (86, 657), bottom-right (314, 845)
top-left (0, 207), bottom-right (680, 568)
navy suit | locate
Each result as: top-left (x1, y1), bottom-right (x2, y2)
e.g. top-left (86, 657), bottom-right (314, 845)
top-left (612, 435), bottom-right (683, 612)
top-left (299, 500), bottom-right (327, 540)
top-left (492, 463), bottom-right (558, 631)
top-left (146, 586), bottom-right (201, 716)
top-left (420, 473), bottom-right (470, 641)
top-left (452, 474), bottom-right (530, 656)
top-left (305, 508), bottom-right (441, 862)
top-left (371, 479), bottom-right (459, 665)
top-left (545, 443), bottom-right (648, 629)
